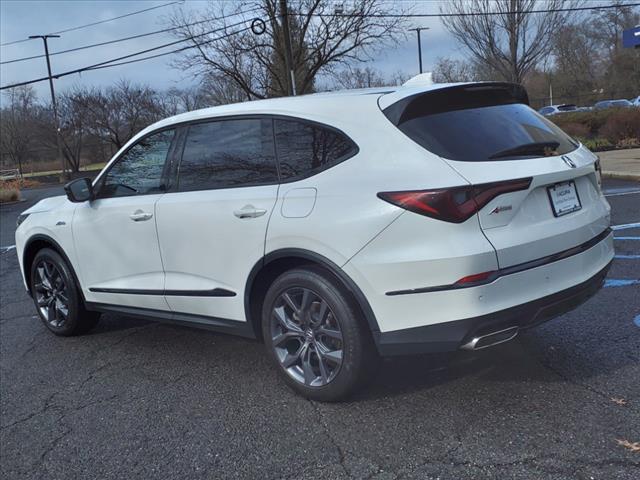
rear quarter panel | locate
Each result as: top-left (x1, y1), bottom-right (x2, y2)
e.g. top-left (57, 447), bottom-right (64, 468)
top-left (264, 96), bottom-right (472, 268)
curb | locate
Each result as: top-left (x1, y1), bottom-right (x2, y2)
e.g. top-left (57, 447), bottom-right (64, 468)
top-left (0, 198), bottom-right (26, 207)
top-left (602, 171), bottom-right (640, 181)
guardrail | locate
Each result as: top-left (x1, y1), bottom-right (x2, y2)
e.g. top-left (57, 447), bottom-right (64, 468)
top-left (0, 168), bottom-right (21, 181)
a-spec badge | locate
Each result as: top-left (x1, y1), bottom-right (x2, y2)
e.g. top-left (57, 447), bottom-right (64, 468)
top-left (489, 205), bottom-right (513, 215)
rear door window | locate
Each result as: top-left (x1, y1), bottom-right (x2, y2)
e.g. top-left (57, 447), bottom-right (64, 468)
top-left (383, 85), bottom-right (578, 162)
top-left (177, 118), bottom-right (278, 191)
top-left (274, 119), bottom-right (358, 180)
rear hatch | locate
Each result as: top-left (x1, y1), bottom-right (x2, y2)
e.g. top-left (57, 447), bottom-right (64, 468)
top-left (380, 83), bottom-right (609, 268)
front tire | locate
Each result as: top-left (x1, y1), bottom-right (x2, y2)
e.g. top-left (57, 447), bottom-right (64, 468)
top-left (261, 267), bottom-right (379, 401)
top-left (30, 248), bottom-right (100, 336)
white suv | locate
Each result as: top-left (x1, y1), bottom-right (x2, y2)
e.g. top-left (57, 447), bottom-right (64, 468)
top-left (15, 82), bottom-right (613, 401)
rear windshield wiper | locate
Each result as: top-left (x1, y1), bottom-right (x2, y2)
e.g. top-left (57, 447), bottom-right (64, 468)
top-left (488, 141), bottom-right (560, 160)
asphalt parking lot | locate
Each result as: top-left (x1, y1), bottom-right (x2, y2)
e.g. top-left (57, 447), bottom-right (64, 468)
top-left (1, 180), bottom-right (638, 480)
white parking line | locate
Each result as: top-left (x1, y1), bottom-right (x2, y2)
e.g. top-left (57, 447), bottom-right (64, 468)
top-left (605, 279), bottom-right (640, 287)
top-left (0, 245), bottom-right (16, 253)
top-left (604, 190), bottom-right (640, 197)
top-left (612, 222), bottom-right (640, 231)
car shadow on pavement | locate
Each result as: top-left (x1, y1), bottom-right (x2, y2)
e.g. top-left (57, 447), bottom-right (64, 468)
top-left (81, 311), bottom-right (636, 404)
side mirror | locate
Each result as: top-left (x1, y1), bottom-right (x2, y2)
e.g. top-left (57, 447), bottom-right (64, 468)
top-left (64, 178), bottom-right (94, 203)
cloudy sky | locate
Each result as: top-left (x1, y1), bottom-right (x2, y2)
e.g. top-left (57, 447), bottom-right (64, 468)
top-left (0, 0), bottom-right (467, 100)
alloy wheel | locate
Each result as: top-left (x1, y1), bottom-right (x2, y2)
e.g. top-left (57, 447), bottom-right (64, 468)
top-left (34, 259), bottom-right (69, 328)
top-left (270, 287), bottom-right (344, 387)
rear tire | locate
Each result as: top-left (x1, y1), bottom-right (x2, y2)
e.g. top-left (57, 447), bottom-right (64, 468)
top-left (261, 266), bottom-right (379, 401)
top-left (30, 248), bottom-right (100, 336)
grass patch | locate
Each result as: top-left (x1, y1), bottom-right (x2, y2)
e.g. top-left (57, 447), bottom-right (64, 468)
top-left (22, 162), bottom-right (105, 179)
top-left (0, 179), bottom-right (21, 203)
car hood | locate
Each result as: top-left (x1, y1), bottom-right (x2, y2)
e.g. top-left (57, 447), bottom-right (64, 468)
top-left (22, 195), bottom-right (69, 215)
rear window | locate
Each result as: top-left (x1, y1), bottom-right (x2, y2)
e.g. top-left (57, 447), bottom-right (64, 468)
top-left (274, 119), bottom-right (357, 180)
top-left (384, 85), bottom-right (578, 162)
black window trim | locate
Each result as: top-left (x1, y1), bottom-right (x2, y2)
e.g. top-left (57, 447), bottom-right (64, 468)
top-left (93, 125), bottom-right (180, 200)
top-left (168, 114), bottom-right (360, 193)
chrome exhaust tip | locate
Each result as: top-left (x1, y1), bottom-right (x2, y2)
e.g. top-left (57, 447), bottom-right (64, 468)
top-left (460, 326), bottom-right (519, 351)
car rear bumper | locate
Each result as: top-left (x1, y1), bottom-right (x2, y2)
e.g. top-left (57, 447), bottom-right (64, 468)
top-left (374, 259), bottom-right (611, 356)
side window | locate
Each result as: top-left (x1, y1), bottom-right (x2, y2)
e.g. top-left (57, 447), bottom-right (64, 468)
top-left (98, 129), bottom-right (175, 198)
top-left (178, 118), bottom-right (278, 191)
top-left (274, 119), bottom-right (357, 180)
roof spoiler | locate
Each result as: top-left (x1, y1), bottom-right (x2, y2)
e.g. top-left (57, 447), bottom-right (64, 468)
top-left (381, 82), bottom-right (530, 125)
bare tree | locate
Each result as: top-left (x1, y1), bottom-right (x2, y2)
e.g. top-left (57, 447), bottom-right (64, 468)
top-left (589, 2), bottom-right (640, 95)
top-left (77, 80), bottom-right (165, 150)
top-left (432, 58), bottom-right (478, 83)
top-left (332, 66), bottom-right (387, 89)
top-left (159, 86), bottom-right (210, 116)
top-left (550, 24), bottom-right (601, 98)
top-left (0, 86), bottom-right (38, 175)
top-left (169, 0), bottom-right (406, 99)
top-left (440, 0), bottom-right (580, 84)
top-left (200, 73), bottom-right (249, 105)
top-left (36, 88), bottom-right (92, 172)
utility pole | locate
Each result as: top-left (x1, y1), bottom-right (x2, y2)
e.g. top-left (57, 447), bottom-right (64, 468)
top-left (409, 27), bottom-right (429, 74)
top-left (278, 0), bottom-right (296, 96)
top-left (29, 34), bottom-right (66, 180)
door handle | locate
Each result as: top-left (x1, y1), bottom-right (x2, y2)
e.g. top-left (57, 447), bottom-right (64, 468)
top-left (233, 205), bottom-right (267, 219)
top-left (130, 210), bottom-right (153, 222)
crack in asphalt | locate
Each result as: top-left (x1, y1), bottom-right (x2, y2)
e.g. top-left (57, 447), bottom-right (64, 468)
top-left (1, 324), bottom-right (156, 432)
top-left (0, 313), bottom-right (36, 325)
top-left (538, 358), bottom-right (640, 415)
top-left (304, 399), bottom-right (356, 479)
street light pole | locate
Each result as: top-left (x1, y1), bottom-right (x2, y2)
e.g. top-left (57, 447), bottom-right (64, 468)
top-left (409, 27), bottom-right (429, 74)
top-left (29, 34), bottom-right (66, 180)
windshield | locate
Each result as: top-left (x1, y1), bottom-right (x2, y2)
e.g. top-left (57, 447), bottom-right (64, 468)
top-left (384, 87), bottom-right (578, 162)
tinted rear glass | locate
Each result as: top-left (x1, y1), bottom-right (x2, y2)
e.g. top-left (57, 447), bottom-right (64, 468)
top-left (384, 86), bottom-right (578, 162)
top-left (274, 119), bottom-right (357, 180)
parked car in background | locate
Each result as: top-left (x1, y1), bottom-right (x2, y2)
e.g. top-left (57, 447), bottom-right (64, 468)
top-left (538, 104), bottom-right (578, 116)
top-left (594, 99), bottom-right (633, 110)
top-left (15, 81), bottom-right (612, 401)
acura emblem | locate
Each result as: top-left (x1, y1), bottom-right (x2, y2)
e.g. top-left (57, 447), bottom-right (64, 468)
top-left (562, 156), bottom-right (576, 168)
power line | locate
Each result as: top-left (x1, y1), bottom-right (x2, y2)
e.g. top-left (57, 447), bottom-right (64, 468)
top-left (4, 2), bottom-right (633, 64)
top-left (86, 25), bottom-right (254, 71)
top-left (0, 20), bottom-right (257, 91)
top-left (0, 6), bottom-right (261, 65)
top-left (0, 1), bottom-right (183, 47)
top-left (295, 2), bottom-right (640, 18)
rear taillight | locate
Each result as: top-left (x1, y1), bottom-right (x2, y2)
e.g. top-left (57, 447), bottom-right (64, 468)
top-left (378, 178), bottom-right (532, 223)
